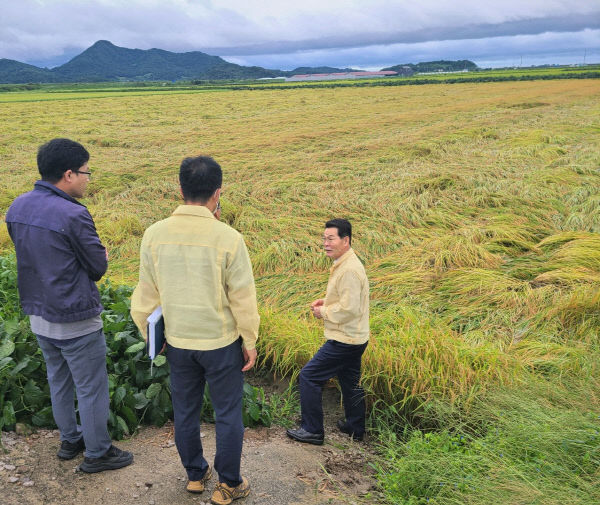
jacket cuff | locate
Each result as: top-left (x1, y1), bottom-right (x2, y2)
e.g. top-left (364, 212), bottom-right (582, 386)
top-left (240, 334), bottom-right (257, 351)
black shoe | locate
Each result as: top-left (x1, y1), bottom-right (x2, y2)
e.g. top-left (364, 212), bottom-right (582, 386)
top-left (57, 438), bottom-right (85, 460)
top-left (336, 419), bottom-right (364, 441)
top-left (286, 427), bottom-right (324, 445)
top-left (78, 445), bottom-right (133, 473)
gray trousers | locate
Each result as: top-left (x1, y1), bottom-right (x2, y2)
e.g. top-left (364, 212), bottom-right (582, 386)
top-left (36, 329), bottom-right (112, 458)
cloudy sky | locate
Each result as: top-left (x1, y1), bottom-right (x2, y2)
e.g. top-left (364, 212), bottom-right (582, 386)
top-left (2, 0), bottom-right (599, 70)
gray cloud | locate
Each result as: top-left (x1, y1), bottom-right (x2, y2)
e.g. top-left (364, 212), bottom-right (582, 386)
top-left (210, 13), bottom-right (600, 56)
top-left (227, 30), bottom-right (600, 70)
top-left (0, 1), bottom-right (598, 69)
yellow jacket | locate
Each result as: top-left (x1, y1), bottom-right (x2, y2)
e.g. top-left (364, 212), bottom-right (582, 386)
top-left (130, 205), bottom-right (259, 351)
top-left (322, 248), bottom-right (370, 345)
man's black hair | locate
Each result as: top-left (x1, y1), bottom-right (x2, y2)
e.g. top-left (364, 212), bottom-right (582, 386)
top-left (325, 218), bottom-right (352, 245)
top-left (37, 138), bottom-right (90, 183)
top-left (179, 156), bottom-right (222, 203)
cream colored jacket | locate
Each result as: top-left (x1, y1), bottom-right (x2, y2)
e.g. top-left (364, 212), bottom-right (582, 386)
top-left (130, 205), bottom-right (259, 351)
top-left (322, 248), bottom-right (370, 345)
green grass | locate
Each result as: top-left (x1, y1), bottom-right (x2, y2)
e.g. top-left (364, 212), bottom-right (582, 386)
top-left (372, 376), bottom-right (600, 505)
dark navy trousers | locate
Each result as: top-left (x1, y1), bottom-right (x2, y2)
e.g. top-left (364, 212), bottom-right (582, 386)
top-left (167, 340), bottom-right (244, 487)
top-left (299, 339), bottom-right (368, 436)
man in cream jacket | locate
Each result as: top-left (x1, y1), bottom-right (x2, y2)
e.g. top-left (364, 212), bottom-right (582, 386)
top-left (287, 218), bottom-right (369, 445)
top-left (131, 156), bottom-right (259, 505)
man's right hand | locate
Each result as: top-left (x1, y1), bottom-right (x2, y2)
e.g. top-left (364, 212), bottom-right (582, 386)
top-left (242, 347), bottom-right (257, 372)
top-left (310, 299), bottom-right (324, 318)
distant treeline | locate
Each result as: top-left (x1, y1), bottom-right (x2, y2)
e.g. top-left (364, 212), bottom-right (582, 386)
top-left (383, 60), bottom-right (478, 73)
top-left (1, 69), bottom-right (598, 94)
top-left (211, 71), bottom-right (600, 91)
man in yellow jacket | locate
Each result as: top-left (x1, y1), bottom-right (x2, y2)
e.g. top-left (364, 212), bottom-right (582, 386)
top-left (287, 219), bottom-right (369, 445)
top-left (131, 156), bottom-right (259, 505)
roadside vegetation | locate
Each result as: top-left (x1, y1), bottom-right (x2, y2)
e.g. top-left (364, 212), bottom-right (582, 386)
top-left (0, 78), bottom-right (599, 503)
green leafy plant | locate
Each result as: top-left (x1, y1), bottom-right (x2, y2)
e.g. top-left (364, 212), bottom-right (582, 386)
top-left (241, 383), bottom-right (272, 427)
top-left (0, 255), bottom-right (50, 433)
top-left (99, 281), bottom-right (173, 439)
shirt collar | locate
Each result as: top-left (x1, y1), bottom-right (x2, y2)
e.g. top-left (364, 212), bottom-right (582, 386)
top-left (34, 180), bottom-right (84, 207)
top-left (172, 204), bottom-right (216, 219)
top-left (330, 248), bottom-right (354, 272)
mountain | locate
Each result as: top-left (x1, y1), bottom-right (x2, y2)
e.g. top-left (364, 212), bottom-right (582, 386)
top-left (0, 41), bottom-right (480, 84)
top-left (52, 40), bottom-right (282, 82)
top-left (0, 59), bottom-right (57, 84)
top-left (0, 41), bottom-right (285, 83)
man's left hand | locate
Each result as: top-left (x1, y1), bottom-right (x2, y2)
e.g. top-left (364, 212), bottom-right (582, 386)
top-left (242, 347), bottom-right (257, 372)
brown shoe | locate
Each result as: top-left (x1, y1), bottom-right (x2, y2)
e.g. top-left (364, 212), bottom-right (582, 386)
top-left (186, 466), bottom-right (213, 493)
top-left (210, 476), bottom-right (250, 505)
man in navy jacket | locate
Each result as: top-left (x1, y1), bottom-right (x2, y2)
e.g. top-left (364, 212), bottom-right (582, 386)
top-left (5, 138), bottom-right (133, 473)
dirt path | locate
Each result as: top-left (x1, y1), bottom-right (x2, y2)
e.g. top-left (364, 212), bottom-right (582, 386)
top-left (0, 389), bottom-right (379, 505)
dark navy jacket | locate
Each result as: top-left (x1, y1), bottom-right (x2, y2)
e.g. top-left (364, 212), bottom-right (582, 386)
top-left (5, 181), bottom-right (107, 323)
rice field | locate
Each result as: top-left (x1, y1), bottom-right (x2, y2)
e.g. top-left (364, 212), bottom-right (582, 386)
top-left (1, 78), bottom-right (599, 402)
top-left (1, 77), bottom-right (599, 502)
